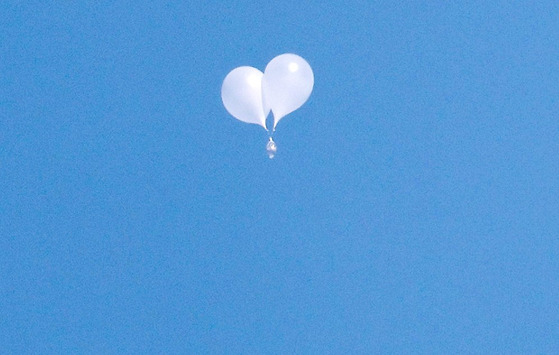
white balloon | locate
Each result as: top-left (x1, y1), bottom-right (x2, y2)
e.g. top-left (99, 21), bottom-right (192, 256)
top-left (221, 66), bottom-right (269, 129)
top-left (262, 53), bottom-right (314, 129)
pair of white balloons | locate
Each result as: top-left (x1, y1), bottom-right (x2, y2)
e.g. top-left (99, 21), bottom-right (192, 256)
top-left (221, 53), bottom-right (314, 131)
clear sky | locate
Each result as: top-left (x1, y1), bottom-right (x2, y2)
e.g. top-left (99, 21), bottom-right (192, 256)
top-left (1, 1), bottom-right (559, 353)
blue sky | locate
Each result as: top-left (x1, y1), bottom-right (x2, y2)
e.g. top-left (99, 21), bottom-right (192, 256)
top-left (1, 1), bottom-right (559, 353)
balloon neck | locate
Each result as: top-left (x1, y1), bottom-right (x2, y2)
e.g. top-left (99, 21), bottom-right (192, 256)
top-left (267, 127), bottom-right (275, 138)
